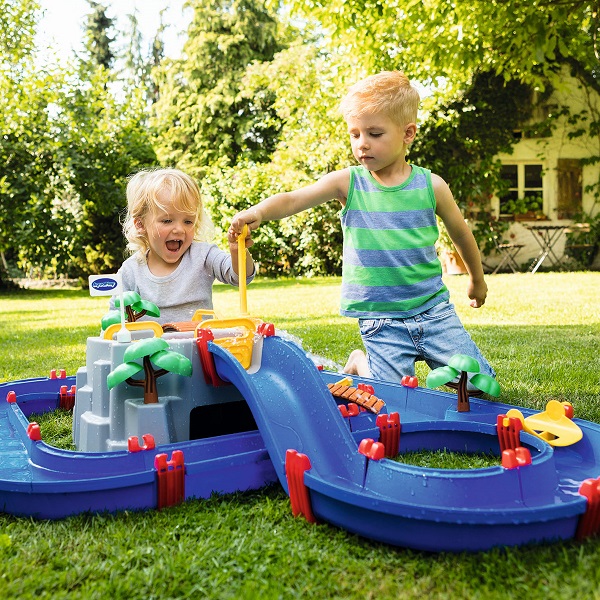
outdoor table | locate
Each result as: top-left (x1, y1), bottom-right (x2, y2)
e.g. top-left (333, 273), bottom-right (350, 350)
top-left (525, 224), bottom-right (567, 273)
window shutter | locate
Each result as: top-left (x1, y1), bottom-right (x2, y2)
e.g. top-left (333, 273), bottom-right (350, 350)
top-left (556, 159), bottom-right (582, 219)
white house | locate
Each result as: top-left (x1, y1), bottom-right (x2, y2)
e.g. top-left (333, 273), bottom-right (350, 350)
top-left (486, 72), bottom-right (599, 272)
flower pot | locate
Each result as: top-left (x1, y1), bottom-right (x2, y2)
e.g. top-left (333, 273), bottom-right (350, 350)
top-left (441, 250), bottom-right (467, 275)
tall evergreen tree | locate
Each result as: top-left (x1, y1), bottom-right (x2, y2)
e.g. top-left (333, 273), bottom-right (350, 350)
top-left (82, 0), bottom-right (115, 71)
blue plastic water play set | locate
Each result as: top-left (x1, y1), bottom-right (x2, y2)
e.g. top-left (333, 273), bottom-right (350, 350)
top-left (2, 237), bottom-right (600, 552)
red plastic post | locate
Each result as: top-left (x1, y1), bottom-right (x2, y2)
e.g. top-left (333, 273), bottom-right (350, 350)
top-left (257, 322), bottom-right (275, 337)
top-left (338, 404), bottom-right (349, 418)
top-left (59, 385), bottom-right (76, 411)
top-left (376, 412), bottom-right (401, 458)
top-left (401, 375), bottom-right (418, 388)
top-left (347, 403), bottom-right (360, 417)
top-left (154, 450), bottom-right (185, 509)
top-left (6, 391), bottom-right (17, 403)
top-left (563, 402), bottom-right (574, 419)
top-left (27, 423), bottom-right (42, 441)
top-left (496, 414), bottom-right (523, 452)
top-left (358, 438), bottom-right (385, 461)
top-left (576, 477), bottom-right (600, 540)
top-left (501, 446), bottom-right (531, 469)
top-left (357, 383), bottom-right (375, 395)
top-left (59, 369), bottom-right (66, 378)
top-left (50, 369), bottom-right (57, 379)
top-left (128, 434), bottom-right (156, 452)
top-left (285, 449), bottom-right (316, 523)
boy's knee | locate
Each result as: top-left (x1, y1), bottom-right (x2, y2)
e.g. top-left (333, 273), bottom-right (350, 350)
top-left (343, 349), bottom-right (371, 377)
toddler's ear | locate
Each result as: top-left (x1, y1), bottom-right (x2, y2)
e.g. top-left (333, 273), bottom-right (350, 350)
top-left (134, 218), bottom-right (145, 232)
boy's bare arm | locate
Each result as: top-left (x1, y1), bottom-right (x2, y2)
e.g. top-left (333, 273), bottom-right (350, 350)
top-left (433, 174), bottom-right (488, 308)
top-left (230, 169), bottom-right (350, 236)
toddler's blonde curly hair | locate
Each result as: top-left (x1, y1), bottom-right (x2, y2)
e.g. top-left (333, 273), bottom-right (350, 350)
top-left (122, 168), bottom-right (214, 258)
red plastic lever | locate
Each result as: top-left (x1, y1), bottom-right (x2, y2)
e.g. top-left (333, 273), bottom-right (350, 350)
top-left (501, 446), bottom-right (532, 469)
top-left (27, 423), bottom-right (42, 441)
top-left (358, 438), bottom-right (385, 461)
top-left (128, 434), bottom-right (156, 452)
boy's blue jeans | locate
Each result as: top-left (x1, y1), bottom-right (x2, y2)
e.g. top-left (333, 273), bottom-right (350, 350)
top-left (358, 300), bottom-right (495, 384)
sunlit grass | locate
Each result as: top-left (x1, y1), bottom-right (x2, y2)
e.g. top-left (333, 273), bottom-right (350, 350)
top-left (395, 449), bottom-right (500, 470)
top-left (1, 273), bottom-right (600, 599)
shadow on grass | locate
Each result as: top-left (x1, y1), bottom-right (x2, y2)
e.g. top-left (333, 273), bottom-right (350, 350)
top-left (0, 287), bottom-right (90, 300)
top-left (215, 276), bottom-right (342, 292)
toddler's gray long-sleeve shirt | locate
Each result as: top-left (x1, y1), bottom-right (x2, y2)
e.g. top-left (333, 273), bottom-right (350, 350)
top-left (111, 242), bottom-right (253, 324)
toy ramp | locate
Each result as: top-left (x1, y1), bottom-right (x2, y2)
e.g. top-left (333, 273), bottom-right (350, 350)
top-left (210, 335), bottom-right (366, 491)
top-left (210, 336), bottom-right (593, 552)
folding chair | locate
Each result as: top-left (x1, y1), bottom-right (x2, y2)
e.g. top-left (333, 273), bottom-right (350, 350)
top-left (492, 238), bottom-right (524, 274)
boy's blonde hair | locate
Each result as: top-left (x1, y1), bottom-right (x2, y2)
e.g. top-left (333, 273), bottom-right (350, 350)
top-left (339, 71), bottom-right (420, 127)
top-left (123, 168), bottom-right (214, 257)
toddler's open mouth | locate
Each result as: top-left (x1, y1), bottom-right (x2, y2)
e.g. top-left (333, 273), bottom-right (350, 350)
top-left (166, 240), bottom-right (183, 252)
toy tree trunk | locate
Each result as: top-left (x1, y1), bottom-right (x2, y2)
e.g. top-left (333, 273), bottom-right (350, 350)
top-left (457, 371), bottom-right (470, 412)
top-left (125, 306), bottom-right (147, 322)
top-left (142, 356), bottom-right (159, 404)
top-left (126, 358), bottom-right (168, 404)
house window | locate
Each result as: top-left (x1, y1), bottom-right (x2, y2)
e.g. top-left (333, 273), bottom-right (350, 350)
top-left (499, 163), bottom-right (545, 217)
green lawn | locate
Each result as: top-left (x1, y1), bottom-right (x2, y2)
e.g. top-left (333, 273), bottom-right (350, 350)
top-left (1, 273), bottom-right (600, 599)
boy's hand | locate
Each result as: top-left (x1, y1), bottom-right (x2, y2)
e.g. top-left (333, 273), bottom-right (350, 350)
top-left (467, 279), bottom-right (488, 308)
top-left (231, 209), bottom-right (262, 235)
top-left (229, 209), bottom-right (263, 248)
top-left (227, 222), bottom-right (254, 249)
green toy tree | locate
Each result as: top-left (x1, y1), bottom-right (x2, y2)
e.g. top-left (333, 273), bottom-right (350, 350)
top-left (426, 354), bottom-right (500, 412)
top-left (107, 337), bottom-right (192, 404)
top-left (101, 291), bottom-right (160, 330)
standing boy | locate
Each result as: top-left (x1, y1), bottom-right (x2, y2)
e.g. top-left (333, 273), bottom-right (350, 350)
top-left (230, 71), bottom-right (494, 383)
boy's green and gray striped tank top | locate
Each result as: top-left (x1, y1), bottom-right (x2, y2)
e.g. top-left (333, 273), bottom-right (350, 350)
top-left (339, 165), bottom-right (449, 318)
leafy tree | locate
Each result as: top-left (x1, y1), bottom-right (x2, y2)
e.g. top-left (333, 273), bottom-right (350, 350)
top-left (147, 9), bottom-right (166, 104)
top-left (121, 8), bottom-right (165, 105)
top-left (426, 354), bottom-right (500, 413)
top-left (277, 0), bottom-right (597, 91)
top-left (0, 0), bottom-right (37, 64)
top-left (410, 71), bottom-right (537, 217)
top-left (200, 43), bottom-right (349, 275)
top-left (47, 66), bottom-right (157, 276)
top-left (101, 291), bottom-right (160, 330)
top-left (151, 0), bottom-right (285, 176)
top-left (0, 0), bottom-right (159, 281)
top-left (0, 0), bottom-right (73, 281)
top-left (48, 1), bottom-right (158, 277)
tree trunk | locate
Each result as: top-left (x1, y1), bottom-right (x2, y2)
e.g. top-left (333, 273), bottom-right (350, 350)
top-left (143, 356), bottom-right (159, 404)
top-left (457, 371), bottom-right (471, 412)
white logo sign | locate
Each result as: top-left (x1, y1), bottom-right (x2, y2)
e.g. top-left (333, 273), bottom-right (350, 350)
top-left (88, 274), bottom-right (123, 297)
